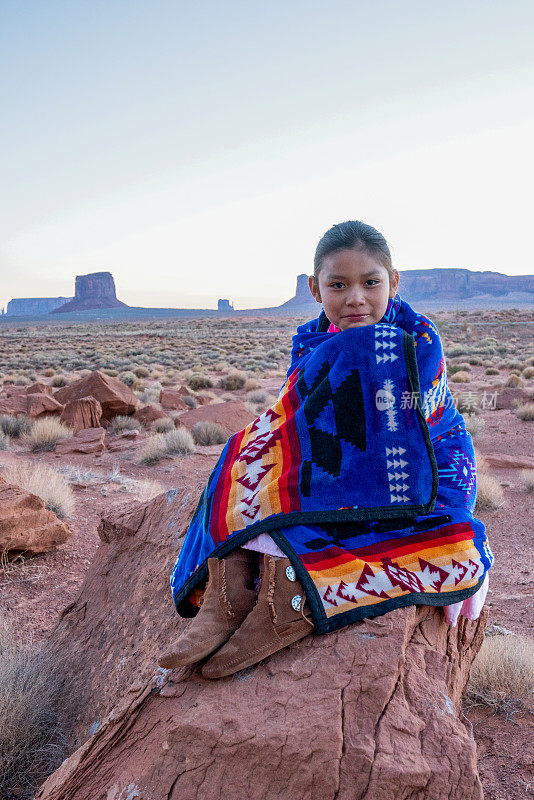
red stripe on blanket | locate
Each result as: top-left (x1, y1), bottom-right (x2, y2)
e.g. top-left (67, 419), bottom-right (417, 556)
top-left (300, 521), bottom-right (475, 571)
top-left (210, 428), bottom-right (246, 543)
top-left (277, 370), bottom-right (302, 514)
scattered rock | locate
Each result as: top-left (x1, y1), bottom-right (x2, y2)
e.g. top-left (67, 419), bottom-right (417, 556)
top-left (480, 452), bottom-right (534, 469)
top-left (134, 404), bottom-right (168, 428)
top-left (60, 397), bottom-right (103, 432)
top-left (159, 388), bottom-right (188, 410)
top-left (0, 476), bottom-right (70, 555)
top-left (26, 382), bottom-right (53, 396)
top-left (54, 371), bottom-right (138, 420)
top-left (0, 392), bottom-right (64, 418)
top-left (39, 488), bottom-right (487, 800)
top-left (55, 427), bottom-right (106, 455)
top-left (176, 400), bottom-right (255, 436)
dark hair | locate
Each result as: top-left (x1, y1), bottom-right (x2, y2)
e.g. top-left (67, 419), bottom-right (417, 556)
top-left (313, 220), bottom-right (395, 280)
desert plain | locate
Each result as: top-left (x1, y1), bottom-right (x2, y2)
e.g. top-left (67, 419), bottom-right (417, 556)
top-left (0, 307), bottom-right (533, 800)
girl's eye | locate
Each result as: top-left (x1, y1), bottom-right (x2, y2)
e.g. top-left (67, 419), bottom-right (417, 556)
top-left (366, 280), bottom-right (379, 286)
top-left (330, 282), bottom-right (345, 289)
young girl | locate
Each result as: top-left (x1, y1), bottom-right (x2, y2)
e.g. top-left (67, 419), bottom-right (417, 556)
top-left (159, 220), bottom-right (493, 679)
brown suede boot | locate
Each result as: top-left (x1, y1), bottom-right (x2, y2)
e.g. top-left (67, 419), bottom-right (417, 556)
top-left (201, 554), bottom-right (314, 679)
top-left (158, 548), bottom-right (258, 669)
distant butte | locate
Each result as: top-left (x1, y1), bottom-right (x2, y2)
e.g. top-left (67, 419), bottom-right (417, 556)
top-left (52, 272), bottom-right (127, 313)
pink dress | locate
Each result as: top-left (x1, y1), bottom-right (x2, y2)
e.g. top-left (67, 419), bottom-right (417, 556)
top-left (242, 318), bottom-right (488, 626)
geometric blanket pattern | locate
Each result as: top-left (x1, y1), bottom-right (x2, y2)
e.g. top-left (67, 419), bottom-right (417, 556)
top-left (170, 295), bottom-right (493, 634)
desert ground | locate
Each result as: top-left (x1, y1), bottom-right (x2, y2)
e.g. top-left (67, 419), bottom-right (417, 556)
top-left (0, 308), bottom-right (532, 800)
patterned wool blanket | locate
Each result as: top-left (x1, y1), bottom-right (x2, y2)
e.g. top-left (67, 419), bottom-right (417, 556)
top-left (171, 297), bottom-right (493, 634)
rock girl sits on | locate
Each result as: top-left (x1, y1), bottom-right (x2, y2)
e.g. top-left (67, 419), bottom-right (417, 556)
top-left (159, 220), bottom-right (493, 679)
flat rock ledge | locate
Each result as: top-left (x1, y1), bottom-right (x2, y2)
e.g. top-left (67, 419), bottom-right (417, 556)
top-left (37, 487), bottom-right (487, 800)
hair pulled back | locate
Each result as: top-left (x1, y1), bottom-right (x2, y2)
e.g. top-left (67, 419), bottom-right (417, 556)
top-left (314, 220), bottom-right (394, 280)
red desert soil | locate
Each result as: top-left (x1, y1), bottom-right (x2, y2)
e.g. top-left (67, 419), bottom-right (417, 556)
top-left (0, 363), bottom-right (533, 799)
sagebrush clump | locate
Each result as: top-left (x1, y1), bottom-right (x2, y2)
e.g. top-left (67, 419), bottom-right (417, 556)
top-left (192, 421), bottom-right (227, 446)
top-left (0, 615), bottom-right (69, 800)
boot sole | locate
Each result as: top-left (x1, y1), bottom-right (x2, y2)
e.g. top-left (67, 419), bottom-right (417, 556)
top-left (201, 621), bottom-right (313, 679)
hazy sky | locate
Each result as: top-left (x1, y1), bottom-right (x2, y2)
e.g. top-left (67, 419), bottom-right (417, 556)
top-left (1, 0), bottom-right (533, 310)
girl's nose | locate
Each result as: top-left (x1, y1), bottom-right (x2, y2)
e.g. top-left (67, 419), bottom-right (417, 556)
top-left (345, 286), bottom-right (366, 306)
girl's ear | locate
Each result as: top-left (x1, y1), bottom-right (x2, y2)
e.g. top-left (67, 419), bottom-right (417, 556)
top-left (308, 275), bottom-right (322, 303)
top-left (390, 272), bottom-right (400, 297)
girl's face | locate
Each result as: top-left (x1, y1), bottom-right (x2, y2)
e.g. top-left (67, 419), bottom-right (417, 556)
top-left (309, 248), bottom-right (399, 330)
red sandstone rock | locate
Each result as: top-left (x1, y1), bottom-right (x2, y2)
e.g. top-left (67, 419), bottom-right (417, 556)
top-left (25, 393), bottom-right (64, 418)
top-left (0, 476), bottom-right (70, 555)
top-left (159, 388), bottom-right (187, 410)
top-left (60, 397), bottom-right (102, 432)
top-left (4, 385), bottom-right (27, 397)
top-left (0, 393), bottom-right (63, 418)
top-left (177, 385), bottom-right (194, 396)
top-left (134, 404), bottom-right (168, 427)
top-left (481, 452), bottom-right (534, 469)
top-left (26, 382), bottom-right (53, 395)
top-left (54, 371), bottom-right (138, 420)
top-left (52, 272), bottom-right (127, 313)
top-left (55, 427), bottom-right (106, 455)
top-left (38, 489), bottom-right (486, 800)
top-left (176, 400), bottom-right (255, 436)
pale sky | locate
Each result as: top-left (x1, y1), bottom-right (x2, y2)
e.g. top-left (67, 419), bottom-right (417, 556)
top-left (1, 0), bottom-right (533, 310)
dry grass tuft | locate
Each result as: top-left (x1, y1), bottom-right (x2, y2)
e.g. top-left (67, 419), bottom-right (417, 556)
top-left (3, 462), bottom-right (75, 519)
top-left (465, 634), bottom-right (534, 715)
top-left (137, 434), bottom-right (167, 466)
top-left (485, 367), bottom-right (500, 375)
top-left (109, 414), bottom-right (142, 433)
top-left (192, 421), bottom-right (227, 446)
top-left (188, 374), bottom-right (213, 390)
top-left (23, 417), bottom-right (73, 453)
top-left (506, 373), bottom-right (524, 388)
top-left (152, 417), bottom-right (174, 433)
top-left (450, 371), bottom-right (471, 383)
top-left (0, 414), bottom-right (31, 439)
top-left (515, 402), bottom-right (534, 421)
top-left (464, 414), bottom-right (485, 441)
top-left (475, 471), bottom-right (505, 512)
top-left (50, 374), bottom-right (69, 388)
top-left (218, 372), bottom-right (246, 391)
top-left (520, 469), bottom-right (534, 493)
top-left (0, 614), bottom-right (69, 800)
top-left (164, 427), bottom-right (195, 455)
top-left (522, 366), bottom-right (534, 379)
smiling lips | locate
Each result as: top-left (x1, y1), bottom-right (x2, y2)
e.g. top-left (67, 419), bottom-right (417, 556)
top-left (344, 314), bottom-right (368, 319)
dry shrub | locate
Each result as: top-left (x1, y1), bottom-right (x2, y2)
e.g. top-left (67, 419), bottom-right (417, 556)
top-left (120, 371), bottom-right (137, 386)
top-left (475, 471), bottom-right (505, 512)
top-left (450, 371), bottom-right (471, 383)
top-left (485, 367), bottom-right (500, 375)
top-left (131, 479), bottom-right (164, 502)
top-left (247, 389), bottom-right (268, 404)
top-left (192, 421), bottom-right (227, 446)
top-left (0, 614), bottom-right (69, 800)
top-left (43, 368), bottom-right (55, 377)
top-left (24, 417), bottom-right (73, 453)
top-left (0, 414), bottom-right (31, 439)
top-left (152, 417), bottom-right (174, 433)
top-left (3, 462), bottom-right (75, 519)
top-left (218, 372), bottom-right (246, 391)
top-left (465, 634), bottom-right (534, 715)
top-left (109, 414), bottom-right (142, 433)
top-left (188, 374), bottom-right (213, 390)
top-left (0, 431), bottom-right (10, 450)
top-left (506, 373), bottom-right (524, 388)
top-left (183, 394), bottom-right (198, 408)
top-left (522, 366), bottom-right (534, 379)
top-left (474, 449), bottom-right (488, 472)
top-left (515, 402), bottom-right (534, 421)
top-left (50, 374), bottom-right (68, 388)
top-left (520, 469), bottom-right (534, 492)
top-left (138, 434), bottom-right (167, 466)
top-left (244, 378), bottom-right (260, 391)
top-left (464, 414), bottom-right (485, 441)
top-left (165, 427), bottom-right (195, 455)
